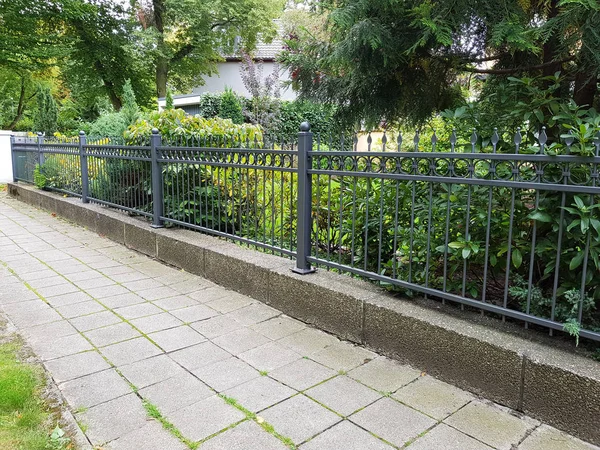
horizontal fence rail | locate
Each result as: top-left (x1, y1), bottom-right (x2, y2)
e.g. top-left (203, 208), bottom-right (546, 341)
top-left (10, 125), bottom-right (600, 344)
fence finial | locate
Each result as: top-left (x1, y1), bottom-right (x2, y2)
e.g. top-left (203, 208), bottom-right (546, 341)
top-left (79, 130), bottom-right (86, 136)
top-left (151, 128), bottom-right (159, 135)
top-left (539, 126), bottom-right (547, 153)
top-left (300, 122), bottom-right (311, 132)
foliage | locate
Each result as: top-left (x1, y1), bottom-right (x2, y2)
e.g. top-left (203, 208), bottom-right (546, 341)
top-left (240, 52), bottom-right (282, 134)
top-left (125, 108), bottom-right (263, 144)
top-left (274, 100), bottom-right (336, 141)
top-left (165, 88), bottom-right (174, 111)
top-left (134, 0), bottom-right (285, 97)
top-left (89, 112), bottom-right (128, 138)
top-left (219, 88), bottom-right (244, 124)
top-left (121, 79), bottom-right (140, 126)
top-left (33, 86), bottom-right (58, 134)
top-left (279, 0), bottom-right (600, 127)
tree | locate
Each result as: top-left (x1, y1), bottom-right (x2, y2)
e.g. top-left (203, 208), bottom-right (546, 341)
top-left (62, 0), bottom-right (154, 111)
top-left (0, 0), bottom-right (67, 129)
top-left (280, 0), bottom-right (600, 126)
top-left (165, 88), bottom-right (174, 110)
top-left (121, 79), bottom-right (140, 125)
top-left (133, 0), bottom-right (285, 97)
top-left (34, 86), bottom-right (58, 134)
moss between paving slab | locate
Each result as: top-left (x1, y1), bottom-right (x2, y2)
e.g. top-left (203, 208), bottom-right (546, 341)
top-left (0, 322), bottom-right (72, 450)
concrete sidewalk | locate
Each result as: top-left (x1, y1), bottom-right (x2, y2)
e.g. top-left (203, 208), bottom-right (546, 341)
top-left (0, 190), bottom-right (596, 450)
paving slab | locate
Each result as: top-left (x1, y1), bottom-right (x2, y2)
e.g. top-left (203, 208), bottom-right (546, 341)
top-left (212, 327), bottom-right (271, 355)
top-left (251, 315), bottom-right (306, 340)
top-left (518, 425), bottom-right (599, 450)
top-left (239, 341), bottom-right (302, 372)
top-left (408, 423), bottom-right (493, 450)
top-left (270, 357), bottom-right (338, 391)
top-left (393, 375), bottom-right (475, 419)
top-left (309, 341), bottom-right (377, 372)
top-left (191, 314), bottom-right (244, 338)
top-left (192, 356), bottom-right (260, 392)
top-left (119, 354), bottom-right (187, 389)
top-left (169, 341), bottom-right (230, 371)
top-left (84, 322), bottom-right (141, 347)
top-left (348, 356), bottom-right (421, 393)
top-left (44, 350), bottom-right (112, 383)
top-left (223, 376), bottom-right (296, 412)
top-left (106, 421), bottom-right (188, 450)
top-left (305, 376), bottom-right (381, 416)
top-left (59, 369), bottom-right (131, 409)
top-left (349, 397), bottom-right (437, 447)
top-left (198, 420), bottom-right (288, 450)
top-left (445, 400), bottom-right (539, 450)
top-left (300, 420), bottom-right (392, 450)
top-left (77, 393), bottom-right (149, 445)
top-left (166, 395), bottom-right (246, 442)
top-left (100, 336), bottom-right (163, 366)
top-left (130, 312), bottom-right (183, 334)
top-left (260, 394), bottom-right (341, 444)
top-left (148, 325), bottom-right (205, 352)
top-left (139, 372), bottom-right (214, 413)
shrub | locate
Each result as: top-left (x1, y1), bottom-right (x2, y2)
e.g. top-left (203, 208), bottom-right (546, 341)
top-left (88, 112), bottom-right (128, 137)
top-left (218, 88), bottom-right (244, 124)
top-left (197, 93), bottom-right (222, 118)
top-left (125, 108), bottom-right (263, 145)
top-left (33, 86), bottom-right (58, 134)
top-left (121, 79), bottom-right (140, 126)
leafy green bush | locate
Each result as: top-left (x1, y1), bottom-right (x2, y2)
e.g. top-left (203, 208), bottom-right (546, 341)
top-left (274, 100), bottom-right (336, 141)
top-left (89, 112), bottom-right (128, 137)
top-left (125, 108), bottom-right (263, 144)
top-left (218, 88), bottom-right (244, 124)
top-left (197, 93), bottom-right (222, 118)
top-left (33, 86), bottom-right (58, 134)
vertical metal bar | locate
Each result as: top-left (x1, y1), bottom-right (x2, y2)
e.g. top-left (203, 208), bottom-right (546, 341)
top-left (10, 134), bottom-right (17, 182)
top-left (37, 132), bottom-right (45, 166)
top-left (482, 129), bottom-right (499, 305)
top-left (79, 131), bottom-right (89, 203)
top-left (293, 122), bottom-right (316, 274)
top-left (503, 128), bottom-right (521, 318)
top-left (150, 128), bottom-right (164, 228)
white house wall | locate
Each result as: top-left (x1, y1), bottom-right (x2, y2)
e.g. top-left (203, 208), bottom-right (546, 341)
top-left (191, 62), bottom-right (296, 101)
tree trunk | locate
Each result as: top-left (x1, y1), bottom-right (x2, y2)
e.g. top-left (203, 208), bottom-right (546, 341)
top-left (6, 75), bottom-right (31, 130)
top-left (542, 0), bottom-right (561, 79)
top-left (156, 60), bottom-right (168, 98)
top-left (153, 0), bottom-right (168, 98)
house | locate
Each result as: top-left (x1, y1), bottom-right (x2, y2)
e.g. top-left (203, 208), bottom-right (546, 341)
top-left (157, 30), bottom-right (296, 113)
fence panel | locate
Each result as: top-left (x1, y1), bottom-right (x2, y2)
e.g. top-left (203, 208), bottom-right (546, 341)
top-left (307, 129), bottom-right (600, 341)
top-left (157, 135), bottom-right (298, 257)
top-left (83, 137), bottom-right (153, 217)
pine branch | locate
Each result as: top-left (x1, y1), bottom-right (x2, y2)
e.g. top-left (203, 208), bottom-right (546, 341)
top-left (459, 57), bottom-right (573, 74)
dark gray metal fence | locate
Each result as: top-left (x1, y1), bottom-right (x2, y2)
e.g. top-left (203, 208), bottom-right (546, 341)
top-left (10, 124), bottom-right (600, 343)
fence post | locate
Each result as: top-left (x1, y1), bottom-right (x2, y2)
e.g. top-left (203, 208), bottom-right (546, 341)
top-left (10, 134), bottom-right (17, 182)
top-left (79, 131), bottom-right (89, 203)
top-left (150, 128), bottom-right (164, 228)
top-left (292, 122), bottom-right (316, 274)
top-left (37, 132), bottom-right (44, 166)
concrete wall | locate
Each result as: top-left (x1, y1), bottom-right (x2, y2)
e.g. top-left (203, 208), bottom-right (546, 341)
top-left (0, 131), bottom-right (13, 183)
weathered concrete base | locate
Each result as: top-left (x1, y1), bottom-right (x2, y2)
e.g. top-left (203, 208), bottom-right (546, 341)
top-left (7, 182), bottom-right (600, 445)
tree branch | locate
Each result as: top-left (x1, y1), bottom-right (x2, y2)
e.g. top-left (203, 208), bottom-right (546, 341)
top-left (459, 57), bottom-right (573, 74)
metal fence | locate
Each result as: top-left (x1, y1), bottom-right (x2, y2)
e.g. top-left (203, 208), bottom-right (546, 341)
top-left (10, 125), bottom-right (600, 343)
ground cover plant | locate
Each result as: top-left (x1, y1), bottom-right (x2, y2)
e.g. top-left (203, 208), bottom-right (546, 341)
top-left (0, 332), bottom-right (71, 450)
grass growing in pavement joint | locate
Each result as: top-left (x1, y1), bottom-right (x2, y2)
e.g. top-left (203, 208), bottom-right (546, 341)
top-left (219, 395), bottom-right (296, 449)
top-left (259, 370), bottom-right (268, 376)
top-left (0, 336), bottom-right (71, 450)
top-left (143, 400), bottom-right (198, 450)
